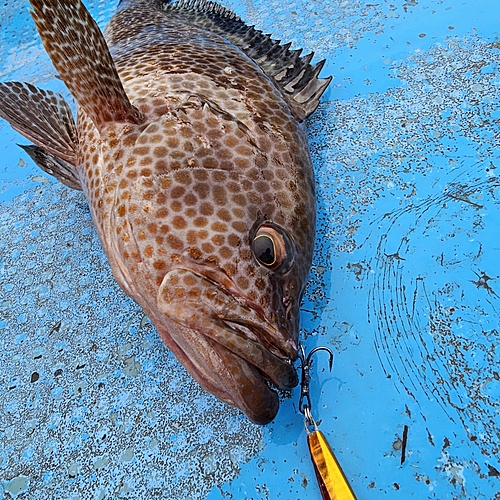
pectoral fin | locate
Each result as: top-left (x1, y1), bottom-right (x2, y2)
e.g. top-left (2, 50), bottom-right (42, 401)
top-left (0, 81), bottom-right (81, 190)
top-left (20, 145), bottom-right (82, 190)
top-left (29, 0), bottom-right (143, 131)
top-left (0, 82), bottom-right (76, 163)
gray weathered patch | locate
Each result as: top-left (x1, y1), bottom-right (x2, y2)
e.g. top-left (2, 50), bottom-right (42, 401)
top-left (0, 182), bottom-right (263, 499)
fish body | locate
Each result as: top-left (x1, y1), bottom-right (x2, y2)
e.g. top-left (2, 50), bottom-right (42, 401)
top-left (0, 0), bottom-right (330, 424)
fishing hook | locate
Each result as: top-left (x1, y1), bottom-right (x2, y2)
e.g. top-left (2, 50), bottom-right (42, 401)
top-left (297, 344), bottom-right (358, 499)
top-left (298, 344), bottom-right (334, 429)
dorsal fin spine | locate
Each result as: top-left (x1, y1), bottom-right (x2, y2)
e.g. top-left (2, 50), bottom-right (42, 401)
top-left (163, 0), bottom-right (331, 118)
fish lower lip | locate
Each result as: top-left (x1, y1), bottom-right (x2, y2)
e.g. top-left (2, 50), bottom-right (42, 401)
top-left (158, 267), bottom-right (299, 391)
top-left (171, 324), bottom-right (282, 425)
top-left (176, 327), bottom-right (279, 425)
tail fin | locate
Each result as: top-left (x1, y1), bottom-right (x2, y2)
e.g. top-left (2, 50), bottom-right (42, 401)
top-left (29, 0), bottom-right (143, 131)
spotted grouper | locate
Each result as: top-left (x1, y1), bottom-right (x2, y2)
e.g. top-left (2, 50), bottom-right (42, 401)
top-left (0, 0), bottom-right (331, 424)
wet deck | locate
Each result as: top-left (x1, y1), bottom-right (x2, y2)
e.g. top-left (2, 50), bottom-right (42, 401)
top-left (0, 0), bottom-right (499, 498)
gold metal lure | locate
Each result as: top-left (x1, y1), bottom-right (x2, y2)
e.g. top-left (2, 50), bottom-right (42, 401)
top-left (298, 346), bottom-right (357, 500)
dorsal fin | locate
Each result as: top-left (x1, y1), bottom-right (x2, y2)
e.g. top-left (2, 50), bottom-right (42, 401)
top-left (29, 0), bottom-right (144, 131)
top-left (162, 0), bottom-right (331, 119)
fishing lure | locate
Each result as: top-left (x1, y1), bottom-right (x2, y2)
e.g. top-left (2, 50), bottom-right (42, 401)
top-left (298, 345), bottom-right (357, 500)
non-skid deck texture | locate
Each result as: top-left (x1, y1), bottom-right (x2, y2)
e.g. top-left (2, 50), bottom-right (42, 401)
top-left (0, 0), bottom-right (499, 498)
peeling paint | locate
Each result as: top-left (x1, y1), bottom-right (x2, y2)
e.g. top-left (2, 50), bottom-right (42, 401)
top-left (0, 184), bottom-right (263, 499)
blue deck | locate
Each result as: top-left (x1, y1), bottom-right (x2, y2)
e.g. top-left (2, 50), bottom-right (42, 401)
top-left (0, 0), bottom-right (499, 498)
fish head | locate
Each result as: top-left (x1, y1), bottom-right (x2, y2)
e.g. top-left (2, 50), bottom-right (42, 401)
top-left (144, 158), bottom-right (315, 424)
top-left (95, 95), bottom-right (318, 425)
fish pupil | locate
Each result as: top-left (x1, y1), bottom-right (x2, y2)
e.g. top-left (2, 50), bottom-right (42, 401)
top-left (253, 235), bottom-right (275, 266)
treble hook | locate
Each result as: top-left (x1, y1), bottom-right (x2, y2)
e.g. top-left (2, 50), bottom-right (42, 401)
top-left (297, 344), bottom-right (358, 500)
top-left (298, 344), bottom-right (334, 428)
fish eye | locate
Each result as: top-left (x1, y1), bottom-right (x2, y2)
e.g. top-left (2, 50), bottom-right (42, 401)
top-left (251, 223), bottom-right (294, 272)
top-left (253, 233), bottom-right (276, 266)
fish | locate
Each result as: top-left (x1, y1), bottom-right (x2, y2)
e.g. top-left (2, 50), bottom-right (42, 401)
top-left (0, 0), bottom-right (331, 424)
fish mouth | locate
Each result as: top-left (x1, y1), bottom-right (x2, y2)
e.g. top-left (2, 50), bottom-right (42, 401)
top-left (157, 266), bottom-right (298, 424)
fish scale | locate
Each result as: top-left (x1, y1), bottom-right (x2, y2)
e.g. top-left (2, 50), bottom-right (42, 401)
top-left (0, 0), bottom-right (331, 424)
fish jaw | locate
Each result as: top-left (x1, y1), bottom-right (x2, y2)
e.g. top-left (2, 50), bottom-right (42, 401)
top-left (156, 265), bottom-right (299, 424)
top-left (157, 319), bottom-right (282, 425)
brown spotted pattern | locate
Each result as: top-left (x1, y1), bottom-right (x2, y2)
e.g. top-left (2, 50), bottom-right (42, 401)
top-left (30, 0), bottom-right (143, 128)
top-left (0, 82), bottom-right (77, 164)
top-left (27, 0), bottom-right (327, 424)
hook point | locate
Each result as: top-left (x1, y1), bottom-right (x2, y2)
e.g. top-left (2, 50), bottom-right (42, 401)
top-left (297, 344), bottom-right (334, 419)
